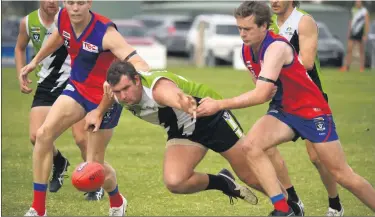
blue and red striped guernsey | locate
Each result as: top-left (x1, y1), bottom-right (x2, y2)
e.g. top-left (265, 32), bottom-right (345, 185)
top-left (57, 8), bottom-right (117, 104)
top-left (242, 31), bottom-right (331, 119)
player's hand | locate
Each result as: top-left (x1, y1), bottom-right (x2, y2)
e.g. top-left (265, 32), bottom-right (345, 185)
top-left (103, 81), bottom-right (113, 99)
top-left (84, 109), bottom-right (103, 133)
top-left (18, 62), bottom-right (36, 94)
top-left (197, 97), bottom-right (221, 117)
top-left (177, 92), bottom-right (197, 119)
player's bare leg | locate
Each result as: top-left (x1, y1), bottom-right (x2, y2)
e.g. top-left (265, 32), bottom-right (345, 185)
top-left (71, 119), bottom-right (88, 161)
top-left (72, 118), bottom-right (105, 201)
top-left (241, 115), bottom-right (297, 215)
top-left (27, 96), bottom-right (86, 216)
top-left (313, 140), bottom-right (375, 212)
top-left (163, 141), bottom-right (256, 204)
top-left (265, 146), bottom-right (304, 214)
top-left (221, 139), bottom-right (286, 205)
top-left (163, 143), bottom-right (208, 193)
top-left (341, 40), bottom-right (354, 72)
top-left (86, 129), bottom-right (126, 216)
top-left (30, 106), bottom-right (71, 193)
top-left (306, 140), bottom-right (343, 215)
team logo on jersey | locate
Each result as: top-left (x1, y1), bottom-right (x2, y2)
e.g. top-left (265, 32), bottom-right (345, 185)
top-left (31, 26), bottom-right (40, 33)
top-left (285, 26), bottom-right (294, 36)
top-left (32, 33), bottom-right (41, 42)
top-left (83, 41), bottom-right (98, 53)
top-left (63, 31), bottom-right (70, 39)
top-left (246, 61), bottom-right (257, 78)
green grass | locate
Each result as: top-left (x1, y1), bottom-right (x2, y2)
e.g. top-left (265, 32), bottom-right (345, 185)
top-left (2, 67), bottom-right (375, 216)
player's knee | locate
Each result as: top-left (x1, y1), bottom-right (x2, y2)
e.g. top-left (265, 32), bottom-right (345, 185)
top-left (36, 125), bottom-right (53, 144)
top-left (309, 154), bottom-right (321, 168)
top-left (241, 139), bottom-right (262, 158)
top-left (163, 173), bottom-right (186, 194)
top-left (330, 166), bottom-right (355, 187)
top-left (74, 136), bottom-right (87, 160)
top-left (74, 135), bottom-right (87, 149)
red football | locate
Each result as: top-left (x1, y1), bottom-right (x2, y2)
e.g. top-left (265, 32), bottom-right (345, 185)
top-left (72, 162), bottom-right (105, 192)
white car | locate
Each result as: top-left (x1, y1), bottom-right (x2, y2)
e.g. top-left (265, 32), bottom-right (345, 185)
top-left (186, 14), bottom-right (243, 66)
top-left (114, 19), bottom-right (167, 70)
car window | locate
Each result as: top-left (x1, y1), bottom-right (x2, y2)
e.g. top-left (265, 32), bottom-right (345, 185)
top-left (174, 20), bottom-right (193, 30)
top-left (371, 22), bottom-right (375, 34)
top-left (318, 26), bottom-right (331, 39)
top-left (215, 25), bottom-right (238, 35)
top-left (117, 25), bottom-right (147, 37)
top-left (140, 19), bottom-right (164, 28)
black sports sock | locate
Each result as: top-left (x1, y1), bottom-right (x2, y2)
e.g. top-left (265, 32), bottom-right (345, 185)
top-left (286, 186), bottom-right (299, 203)
top-left (206, 174), bottom-right (230, 193)
top-left (53, 150), bottom-right (65, 166)
top-left (329, 195), bottom-right (342, 211)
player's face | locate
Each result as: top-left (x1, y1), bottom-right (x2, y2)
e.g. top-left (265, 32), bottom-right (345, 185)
top-left (64, 0), bottom-right (92, 24)
top-left (40, 0), bottom-right (59, 16)
top-left (270, 0), bottom-right (292, 15)
top-left (111, 75), bottom-right (143, 105)
top-left (236, 15), bottom-right (267, 46)
top-left (355, 0), bottom-right (362, 8)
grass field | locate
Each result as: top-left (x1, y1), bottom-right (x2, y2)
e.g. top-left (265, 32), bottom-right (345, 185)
top-left (2, 67), bottom-right (375, 216)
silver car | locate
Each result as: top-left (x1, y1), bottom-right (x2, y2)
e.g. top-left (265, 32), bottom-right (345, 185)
top-left (317, 22), bottom-right (345, 67)
top-left (132, 14), bottom-right (193, 54)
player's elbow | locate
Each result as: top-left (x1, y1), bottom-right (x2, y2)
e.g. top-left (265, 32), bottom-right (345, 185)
top-left (14, 45), bottom-right (26, 54)
top-left (300, 54), bottom-right (315, 70)
top-left (303, 61), bottom-right (315, 70)
top-left (255, 91), bottom-right (271, 105)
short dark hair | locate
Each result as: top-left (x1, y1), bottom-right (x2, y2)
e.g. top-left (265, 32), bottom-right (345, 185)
top-left (292, 0), bottom-right (300, 8)
top-left (234, 1), bottom-right (272, 29)
top-left (107, 61), bottom-right (138, 86)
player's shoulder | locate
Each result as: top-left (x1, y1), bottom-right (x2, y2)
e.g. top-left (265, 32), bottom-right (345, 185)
top-left (298, 14), bottom-right (317, 30)
top-left (93, 12), bottom-right (112, 25)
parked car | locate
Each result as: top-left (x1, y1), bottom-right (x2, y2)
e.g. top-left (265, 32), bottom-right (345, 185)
top-left (132, 14), bottom-right (193, 54)
top-left (2, 16), bottom-right (21, 43)
top-left (317, 22), bottom-right (345, 67)
top-left (114, 19), bottom-right (167, 69)
top-left (186, 14), bottom-right (243, 66)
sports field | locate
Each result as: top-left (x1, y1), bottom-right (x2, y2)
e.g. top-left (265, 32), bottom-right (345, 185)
top-left (2, 67), bottom-right (375, 216)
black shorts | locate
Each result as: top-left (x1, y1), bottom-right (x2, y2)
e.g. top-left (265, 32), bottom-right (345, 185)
top-left (166, 110), bottom-right (244, 153)
top-left (31, 85), bottom-right (65, 108)
top-left (350, 29), bottom-right (364, 41)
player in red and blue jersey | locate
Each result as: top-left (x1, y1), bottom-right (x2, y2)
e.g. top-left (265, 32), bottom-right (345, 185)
top-left (20, 1), bottom-right (149, 216)
top-left (196, 1), bottom-right (375, 216)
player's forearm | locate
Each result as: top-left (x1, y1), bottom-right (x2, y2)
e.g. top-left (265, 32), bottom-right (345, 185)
top-left (97, 94), bottom-right (115, 115)
top-left (218, 90), bottom-right (266, 110)
top-left (300, 53), bottom-right (315, 70)
top-left (130, 58), bottom-right (150, 72)
top-left (14, 47), bottom-right (27, 77)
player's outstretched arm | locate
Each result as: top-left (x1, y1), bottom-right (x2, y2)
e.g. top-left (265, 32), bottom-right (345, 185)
top-left (219, 42), bottom-right (289, 110)
top-left (153, 78), bottom-right (197, 118)
top-left (103, 26), bottom-right (150, 72)
top-left (15, 17), bottom-right (33, 93)
top-left (298, 15), bottom-right (318, 70)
